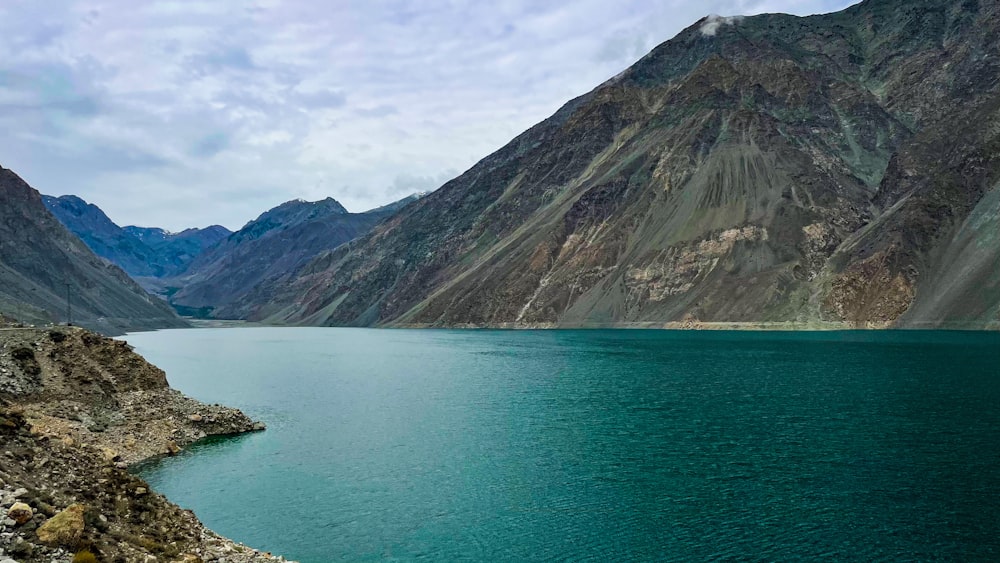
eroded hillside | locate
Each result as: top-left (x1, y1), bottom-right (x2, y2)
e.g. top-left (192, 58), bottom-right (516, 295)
top-left (233, 0), bottom-right (999, 330)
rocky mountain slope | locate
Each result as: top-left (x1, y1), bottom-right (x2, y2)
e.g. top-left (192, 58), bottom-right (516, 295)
top-left (169, 196), bottom-right (417, 318)
top-left (0, 167), bottom-right (186, 334)
top-left (0, 326), bottom-right (288, 562)
top-left (43, 195), bottom-right (231, 280)
top-left (239, 0), bottom-right (1000, 329)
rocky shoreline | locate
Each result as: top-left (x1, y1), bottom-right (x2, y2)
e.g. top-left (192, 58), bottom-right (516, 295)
top-left (0, 325), bottom-right (294, 562)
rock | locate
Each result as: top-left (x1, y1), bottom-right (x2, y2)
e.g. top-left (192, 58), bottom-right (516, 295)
top-left (9, 535), bottom-right (33, 556)
top-left (166, 441), bottom-right (182, 455)
top-left (1, 558), bottom-right (17, 563)
top-left (6, 501), bottom-right (32, 524)
top-left (11, 488), bottom-right (27, 499)
top-left (189, 414), bottom-right (203, 422)
top-left (134, 487), bottom-right (148, 496)
top-left (36, 503), bottom-right (86, 547)
top-left (100, 446), bottom-right (120, 463)
top-left (251, 422), bottom-right (266, 432)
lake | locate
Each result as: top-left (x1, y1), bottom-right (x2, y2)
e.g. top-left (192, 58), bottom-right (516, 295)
top-left (125, 328), bottom-right (1000, 562)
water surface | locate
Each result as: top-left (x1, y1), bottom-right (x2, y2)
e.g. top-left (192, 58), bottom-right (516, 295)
top-left (126, 328), bottom-right (1000, 562)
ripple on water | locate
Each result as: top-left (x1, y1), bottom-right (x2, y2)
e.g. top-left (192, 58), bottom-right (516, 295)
top-left (127, 328), bottom-right (1000, 562)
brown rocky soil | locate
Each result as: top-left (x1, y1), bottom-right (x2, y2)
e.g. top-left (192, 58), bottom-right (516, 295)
top-left (0, 327), bottom-right (292, 563)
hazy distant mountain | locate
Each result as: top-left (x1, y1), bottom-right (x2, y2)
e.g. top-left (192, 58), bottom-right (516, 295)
top-left (125, 225), bottom-right (232, 255)
top-left (240, 0), bottom-right (1000, 329)
top-left (0, 167), bottom-right (186, 333)
top-left (43, 195), bottom-right (231, 279)
top-left (168, 195), bottom-right (419, 317)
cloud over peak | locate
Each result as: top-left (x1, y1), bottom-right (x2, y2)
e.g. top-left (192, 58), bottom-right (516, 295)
top-left (699, 14), bottom-right (745, 36)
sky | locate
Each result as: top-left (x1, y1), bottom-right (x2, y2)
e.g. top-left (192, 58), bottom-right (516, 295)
top-left (0, 0), bottom-right (856, 232)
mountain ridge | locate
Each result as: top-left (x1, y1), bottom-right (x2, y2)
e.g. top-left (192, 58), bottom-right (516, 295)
top-left (167, 194), bottom-right (421, 317)
top-left (0, 168), bottom-right (187, 334)
top-left (43, 194), bottom-right (232, 280)
top-left (234, 0), bottom-right (1000, 329)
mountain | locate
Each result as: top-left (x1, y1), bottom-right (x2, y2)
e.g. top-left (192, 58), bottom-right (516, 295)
top-left (168, 195), bottom-right (418, 317)
top-left (0, 167), bottom-right (187, 333)
top-left (43, 195), bottom-right (231, 280)
top-left (237, 0), bottom-right (1000, 329)
top-left (124, 224), bottom-right (232, 267)
top-left (41, 195), bottom-right (155, 276)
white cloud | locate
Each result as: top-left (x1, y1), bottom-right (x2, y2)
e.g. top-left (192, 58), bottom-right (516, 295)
top-left (700, 14), bottom-right (745, 36)
top-left (0, 0), bottom-right (859, 231)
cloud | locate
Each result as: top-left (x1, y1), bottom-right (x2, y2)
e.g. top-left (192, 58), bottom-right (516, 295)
top-left (355, 104), bottom-right (399, 118)
top-left (596, 30), bottom-right (652, 63)
top-left (185, 45), bottom-right (258, 76)
top-left (387, 171), bottom-right (459, 199)
top-left (293, 87), bottom-right (347, 109)
top-left (700, 14), bottom-right (745, 36)
top-left (0, 60), bottom-right (107, 117)
top-left (189, 132), bottom-right (230, 158)
top-left (0, 0), bottom-right (862, 231)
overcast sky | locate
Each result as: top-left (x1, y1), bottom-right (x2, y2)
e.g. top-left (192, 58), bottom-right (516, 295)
top-left (0, 0), bottom-right (856, 231)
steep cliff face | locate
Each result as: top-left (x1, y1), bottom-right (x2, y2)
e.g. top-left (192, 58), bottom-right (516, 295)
top-left (0, 167), bottom-right (186, 333)
top-left (240, 0), bottom-right (999, 329)
top-left (43, 195), bottom-right (231, 280)
top-left (169, 196), bottom-right (417, 318)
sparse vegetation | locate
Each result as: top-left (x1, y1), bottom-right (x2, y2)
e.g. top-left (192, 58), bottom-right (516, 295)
top-left (72, 549), bottom-right (99, 563)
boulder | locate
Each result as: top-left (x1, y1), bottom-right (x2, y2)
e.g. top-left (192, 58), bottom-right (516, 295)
top-left (6, 501), bottom-right (32, 524)
top-left (100, 446), bottom-right (121, 463)
top-left (36, 503), bottom-right (85, 547)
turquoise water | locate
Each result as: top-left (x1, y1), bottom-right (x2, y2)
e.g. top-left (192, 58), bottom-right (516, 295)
top-left (126, 328), bottom-right (1000, 562)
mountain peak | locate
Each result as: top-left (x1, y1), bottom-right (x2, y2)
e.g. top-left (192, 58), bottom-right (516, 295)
top-left (246, 196), bottom-right (349, 232)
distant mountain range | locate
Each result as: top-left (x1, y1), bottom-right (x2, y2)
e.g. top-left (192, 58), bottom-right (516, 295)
top-left (42, 191), bottom-right (421, 319)
top-left (165, 195), bottom-right (419, 318)
top-left (0, 167), bottom-right (186, 333)
top-left (43, 195), bottom-right (232, 280)
top-left (229, 0), bottom-right (1000, 329)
